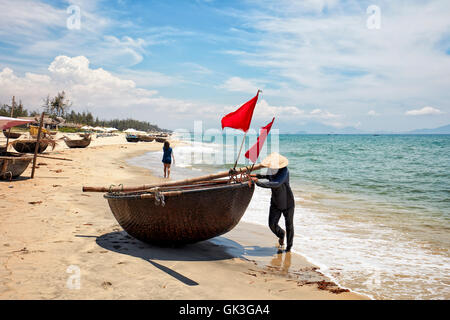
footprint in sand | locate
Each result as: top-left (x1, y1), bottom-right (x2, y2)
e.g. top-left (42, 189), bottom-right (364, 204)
top-left (101, 281), bottom-right (112, 289)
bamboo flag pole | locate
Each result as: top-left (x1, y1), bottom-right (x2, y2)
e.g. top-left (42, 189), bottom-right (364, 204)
top-left (83, 163), bottom-right (264, 193)
top-left (232, 131), bottom-right (247, 171)
top-left (5, 96), bottom-right (15, 150)
top-left (232, 89), bottom-right (262, 170)
top-left (31, 112), bottom-right (45, 179)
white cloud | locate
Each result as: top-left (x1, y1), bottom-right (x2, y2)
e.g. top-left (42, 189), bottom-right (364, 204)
top-left (0, 0), bottom-right (64, 40)
top-left (405, 106), bottom-right (444, 116)
top-left (219, 77), bottom-right (260, 93)
top-left (309, 108), bottom-right (340, 119)
top-left (222, 0), bottom-right (450, 130)
top-left (368, 110), bottom-right (379, 116)
top-left (0, 56), bottom-right (152, 108)
top-left (182, 62), bottom-right (213, 75)
top-left (0, 55), bottom-right (229, 129)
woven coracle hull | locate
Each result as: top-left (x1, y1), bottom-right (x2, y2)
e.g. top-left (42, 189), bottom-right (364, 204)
top-left (0, 155), bottom-right (32, 180)
top-left (104, 182), bottom-right (255, 245)
top-left (138, 135), bottom-right (155, 142)
top-left (3, 131), bottom-right (21, 139)
top-left (12, 140), bottom-right (49, 153)
top-left (126, 137), bottom-right (139, 143)
top-left (65, 138), bottom-right (91, 148)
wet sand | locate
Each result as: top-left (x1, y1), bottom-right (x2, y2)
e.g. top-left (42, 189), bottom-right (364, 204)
top-left (0, 133), bottom-right (367, 299)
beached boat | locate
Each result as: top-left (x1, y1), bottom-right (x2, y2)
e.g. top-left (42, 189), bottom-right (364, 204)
top-left (126, 134), bottom-right (140, 143)
top-left (155, 137), bottom-right (167, 143)
top-left (10, 139), bottom-right (55, 154)
top-left (64, 136), bottom-right (91, 148)
top-left (104, 180), bottom-right (255, 245)
top-left (0, 153), bottom-right (33, 180)
top-left (2, 130), bottom-right (22, 139)
top-left (137, 135), bottom-right (155, 142)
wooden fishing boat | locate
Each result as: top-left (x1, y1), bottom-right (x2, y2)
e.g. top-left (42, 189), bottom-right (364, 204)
top-left (137, 135), bottom-right (155, 142)
top-left (0, 153), bottom-right (33, 180)
top-left (155, 137), bottom-right (167, 143)
top-left (2, 130), bottom-right (21, 139)
top-left (10, 139), bottom-right (55, 154)
top-left (126, 134), bottom-right (140, 143)
top-left (104, 181), bottom-right (255, 245)
top-left (64, 136), bottom-right (91, 148)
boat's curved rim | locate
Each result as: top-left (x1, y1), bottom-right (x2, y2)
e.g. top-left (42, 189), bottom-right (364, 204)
top-left (104, 181), bottom-right (252, 200)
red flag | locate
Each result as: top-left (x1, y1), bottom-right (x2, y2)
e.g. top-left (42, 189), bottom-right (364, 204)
top-left (221, 91), bottom-right (260, 132)
top-left (245, 117), bottom-right (275, 163)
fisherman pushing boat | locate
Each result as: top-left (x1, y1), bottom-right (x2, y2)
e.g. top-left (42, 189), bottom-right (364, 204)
top-left (251, 153), bottom-right (295, 252)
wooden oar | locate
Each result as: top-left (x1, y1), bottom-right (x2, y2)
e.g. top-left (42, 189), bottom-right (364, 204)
top-left (82, 163), bottom-right (264, 193)
top-left (8, 152), bottom-right (72, 162)
top-left (31, 112), bottom-right (45, 179)
top-left (4, 96), bottom-right (15, 151)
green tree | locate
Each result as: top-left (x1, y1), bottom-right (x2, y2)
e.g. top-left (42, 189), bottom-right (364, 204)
top-left (42, 91), bottom-right (72, 118)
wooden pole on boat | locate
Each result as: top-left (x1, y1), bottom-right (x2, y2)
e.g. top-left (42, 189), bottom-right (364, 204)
top-left (31, 112), bottom-right (45, 179)
top-left (233, 131), bottom-right (247, 171)
top-left (82, 163), bottom-right (264, 193)
top-left (5, 96), bottom-right (15, 150)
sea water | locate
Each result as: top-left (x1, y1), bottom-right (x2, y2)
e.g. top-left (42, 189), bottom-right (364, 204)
top-left (129, 134), bottom-right (450, 300)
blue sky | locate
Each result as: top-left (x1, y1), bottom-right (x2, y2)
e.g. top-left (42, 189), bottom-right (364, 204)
top-left (0, 0), bottom-right (449, 132)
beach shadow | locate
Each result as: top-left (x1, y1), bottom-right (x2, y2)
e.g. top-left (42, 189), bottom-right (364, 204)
top-left (95, 231), bottom-right (276, 286)
top-left (0, 176), bottom-right (31, 182)
top-left (96, 231), bottom-right (275, 262)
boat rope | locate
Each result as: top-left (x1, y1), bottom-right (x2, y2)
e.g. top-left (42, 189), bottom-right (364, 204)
top-left (228, 165), bottom-right (253, 184)
top-left (0, 171), bottom-right (13, 181)
top-left (108, 184), bottom-right (124, 195)
top-left (150, 187), bottom-right (165, 207)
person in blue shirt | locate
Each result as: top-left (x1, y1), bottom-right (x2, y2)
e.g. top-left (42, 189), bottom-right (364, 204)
top-left (162, 141), bottom-right (175, 178)
top-left (251, 153), bottom-right (295, 252)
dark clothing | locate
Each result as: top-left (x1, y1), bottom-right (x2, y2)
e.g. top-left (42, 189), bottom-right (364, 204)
top-left (269, 206), bottom-right (295, 249)
top-left (162, 147), bottom-right (172, 164)
top-left (255, 167), bottom-right (295, 249)
top-left (255, 167), bottom-right (295, 210)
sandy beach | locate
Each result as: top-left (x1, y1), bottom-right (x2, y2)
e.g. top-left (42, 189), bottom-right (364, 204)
top-left (0, 133), bottom-right (366, 300)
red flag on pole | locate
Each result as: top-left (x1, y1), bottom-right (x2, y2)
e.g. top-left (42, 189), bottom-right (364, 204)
top-left (245, 117), bottom-right (275, 163)
top-left (221, 91), bottom-right (260, 133)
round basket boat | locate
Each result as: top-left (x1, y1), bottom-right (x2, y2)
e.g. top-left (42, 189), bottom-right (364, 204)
top-left (137, 135), bottom-right (155, 142)
top-left (155, 137), bottom-right (167, 143)
top-left (11, 140), bottom-right (49, 153)
top-left (104, 182), bottom-right (255, 245)
top-left (126, 135), bottom-right (140, 143)
top-left (0, 154), bottom-right (33, 180)
top-left (64, 137), bottom-right (91, 148)
top-left (3, 130), bottom-right (22, 139)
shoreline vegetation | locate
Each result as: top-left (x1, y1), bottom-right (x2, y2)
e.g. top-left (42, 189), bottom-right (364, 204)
top-left (1, 93), bottom-right (171, 133)
top-left (0, 133), bottom-right (366, 300)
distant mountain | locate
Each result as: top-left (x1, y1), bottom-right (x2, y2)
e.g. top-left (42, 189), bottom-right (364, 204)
top-left (406, 124), bottom-right (450, 134)
top-left (288, 122), bottom-right (365, 134)
top-left (282, 123), bottom-right (450, 135)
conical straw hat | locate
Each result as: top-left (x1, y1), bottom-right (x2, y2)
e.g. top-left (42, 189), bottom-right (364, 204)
top-left (261, 152), bottom-right (288, 169)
